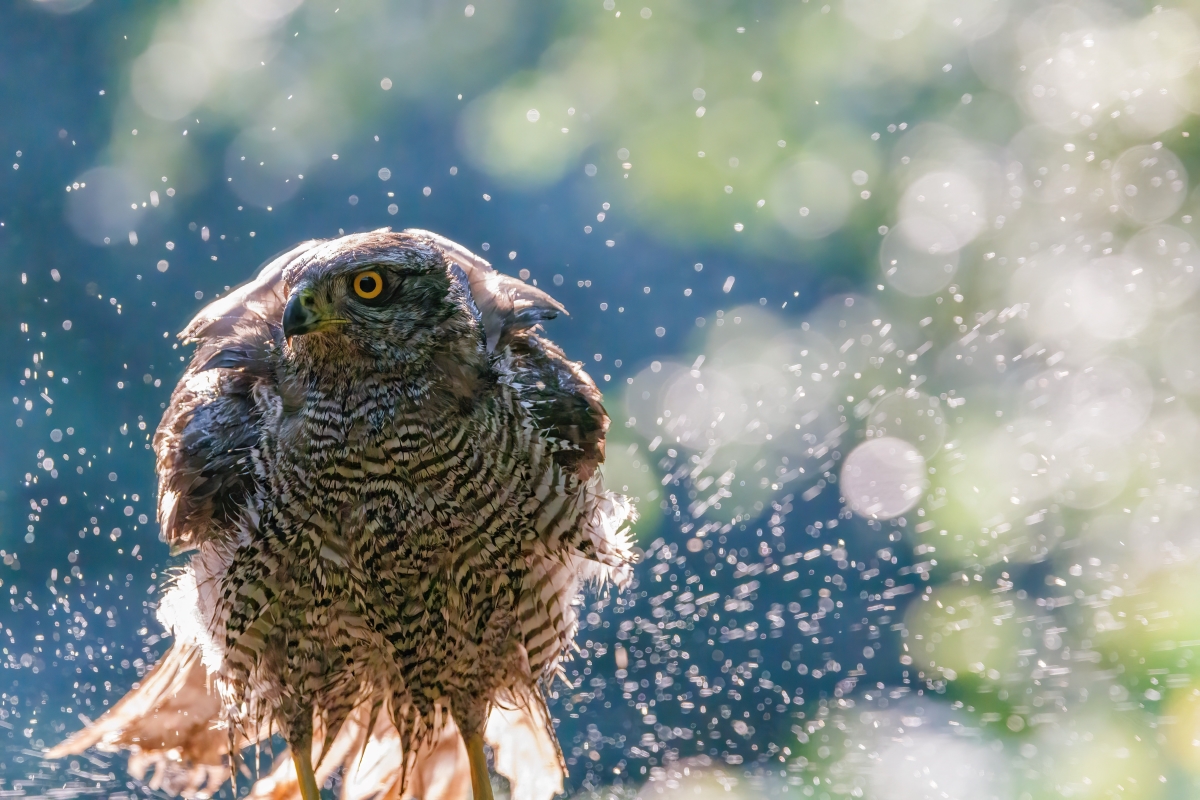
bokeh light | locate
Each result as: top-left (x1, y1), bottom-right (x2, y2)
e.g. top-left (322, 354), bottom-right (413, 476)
top-left (13, 0), bottom-right (1200, 797)
top-left (842, 438), bottom-right (928, 520)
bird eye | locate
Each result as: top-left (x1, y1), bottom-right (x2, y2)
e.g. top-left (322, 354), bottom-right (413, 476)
top-left (353, 271), bottom-right (384, 300)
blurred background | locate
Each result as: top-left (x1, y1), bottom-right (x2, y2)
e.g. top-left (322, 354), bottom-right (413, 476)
top-left (4, 0), bottom-right (1200, 797)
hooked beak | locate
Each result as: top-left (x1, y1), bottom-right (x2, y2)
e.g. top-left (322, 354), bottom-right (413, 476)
top-left (282, 288), bottom-right (346, 338)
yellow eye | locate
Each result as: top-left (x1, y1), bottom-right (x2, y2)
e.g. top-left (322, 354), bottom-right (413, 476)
top-left (353, 270), bottom-right (384, 300)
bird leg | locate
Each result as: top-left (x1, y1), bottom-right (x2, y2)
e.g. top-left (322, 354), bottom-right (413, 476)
top-left (464, 731), bottom-right (494, 800)
top-left (453, 697), bottom-right (493, 800)
top-left (290, 733), bottom-right (321, 800)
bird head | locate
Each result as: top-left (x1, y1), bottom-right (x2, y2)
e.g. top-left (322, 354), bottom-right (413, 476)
top-left (280, 231), bottom-right (482, 371)
top-left (274, 229), bottom-right (566, 376)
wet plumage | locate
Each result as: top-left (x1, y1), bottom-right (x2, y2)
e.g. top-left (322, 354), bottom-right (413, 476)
top-left (50, 229), bottom-right (635, 800)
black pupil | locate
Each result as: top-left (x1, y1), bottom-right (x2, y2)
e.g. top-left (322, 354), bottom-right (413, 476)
top-left (359, 275), bottom-right (377, 294)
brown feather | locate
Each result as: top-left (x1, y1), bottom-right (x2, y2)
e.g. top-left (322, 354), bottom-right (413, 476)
top-left (46, 643), bottom-right (231, 797)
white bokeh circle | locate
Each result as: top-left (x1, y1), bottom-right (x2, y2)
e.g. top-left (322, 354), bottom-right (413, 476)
top-left (1161, 314), bottom-right (1200, 394)
top-left (1111, 144), bottom-right (1188, 223)
top-left (131, 43), bottom-right (213, 122)
top-left (1123, 223), bottom-right (1200, 307)
top-left (842, 437), bottom-right (928, 519)
top-left (880, 218), bottom-right (960, 296)
top-left (900, 170), bottom-right (987, 247)
top-left (769, 158), bottom-right (853, 240)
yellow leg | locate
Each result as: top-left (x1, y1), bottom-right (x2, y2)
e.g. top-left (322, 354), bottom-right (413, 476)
top-left (465, 732), bottom-right (494, 800)
top-left (292, 742), bottom-right (321, 800)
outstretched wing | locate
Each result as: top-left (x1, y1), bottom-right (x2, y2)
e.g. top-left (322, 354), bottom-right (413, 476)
top-left (154, 242), bottom-right (321, 553)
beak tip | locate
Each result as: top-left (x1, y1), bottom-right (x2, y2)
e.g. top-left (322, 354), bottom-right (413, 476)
top-left (282, 291), bottom-right (315, 339)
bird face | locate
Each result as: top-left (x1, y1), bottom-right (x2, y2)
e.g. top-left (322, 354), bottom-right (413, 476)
top-left (281, 240), bottom-right (479, 369)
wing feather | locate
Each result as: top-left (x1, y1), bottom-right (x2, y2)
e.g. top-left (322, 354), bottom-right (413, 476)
top-left (45, 642), bottom-right (230, 797)
top-left (154, 366), bottom-right (265, 553)
top-left (154, 244), bottom-right (317, 553)
top-left (405, 228), bottom-right (566, 352)
top-left (181, 240), bottom-right (321, 342)
top-left (506, 331), bottom-right (608, 480)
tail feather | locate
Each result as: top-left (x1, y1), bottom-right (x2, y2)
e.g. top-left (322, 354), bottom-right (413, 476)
top-left (250, 705), bottom-right (471, 800)
top-left (46, 642), bottom-right (230, 797)
top-left (49, 647), bottom-right (568, 800)
top-left (244, 707), bottom-right (364, 800)
top-left (247, 697), bottom-right (564, 800)
top-left (345, 713), bottom-right (469, 800)
top-left (486, 689), bottom-right (566, 800)
top-left (50, 652), bottom-right (566, 796)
